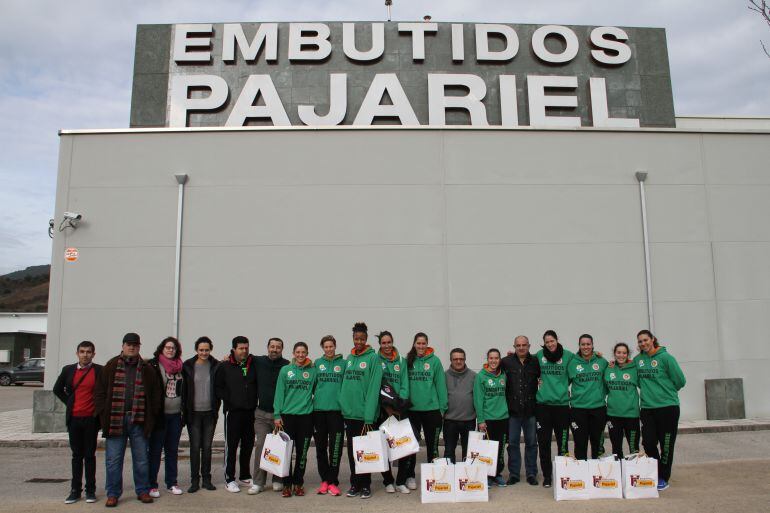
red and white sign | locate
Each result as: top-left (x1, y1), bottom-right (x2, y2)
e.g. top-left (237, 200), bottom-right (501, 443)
top-left (64, 247), bottom-right (79, 262)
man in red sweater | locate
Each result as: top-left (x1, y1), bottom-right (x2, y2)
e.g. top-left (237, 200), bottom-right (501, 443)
top-left (54, 341), bottom-right (103, 505)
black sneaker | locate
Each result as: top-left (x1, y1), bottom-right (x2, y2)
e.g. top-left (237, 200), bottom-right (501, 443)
top-left (360, 487), bottom-right (372, 499)
top-left (543, 477), bottom-right (552, 488)
top-left (85, 492), bottom-right (97, 503)
top-left (188, 481), bottom-right (200, 493)
top-left (506, 475), bottom-right (520, 485)
top-left (527, 476), bottom-right (538, 486)
top-left (202, 481), bottom-right (216, 491)
top-left (64, 490), bottom-right (80, 504)
top-left (346, 486), bottom-right (360, 497)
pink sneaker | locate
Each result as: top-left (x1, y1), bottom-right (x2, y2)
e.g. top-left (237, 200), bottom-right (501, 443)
top-left (327, 483), bottom-right (341, 496)
top-left (317, 482), bottom-right (329, 495)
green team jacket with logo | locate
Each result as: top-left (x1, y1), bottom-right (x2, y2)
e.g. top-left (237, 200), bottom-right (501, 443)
top-left (313, 354), bottom-right (345, 412)
top-left (407, 349), bottom-right (448, 413)
top-left (473, 366), bottom-right (509, 424)
top-left (379, 349), bottom-right (409, 400)
top-left (604, 361), bottom-right (640, 418)
top-left (535, 348), bottom-right (574, 406)
top-left (339, 345), bottom-right (383, 424)
top-left (635, 346), bottom-right (686, 408)
top-left (273, 360), bottom-right (317, 418)
top-left (568, 353), bottom-right (608, 409)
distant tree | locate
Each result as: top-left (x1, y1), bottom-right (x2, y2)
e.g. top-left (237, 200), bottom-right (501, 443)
top-left (749, 0), bottom-right (770, 56)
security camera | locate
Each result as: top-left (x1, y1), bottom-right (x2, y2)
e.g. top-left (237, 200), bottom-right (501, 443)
top-left (59, 212), bottom-right (84, 232)
top-left (63, 212), bottom-right (83, 221)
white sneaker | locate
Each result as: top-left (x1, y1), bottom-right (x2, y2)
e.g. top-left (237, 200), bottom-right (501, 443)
top-left (247, 484), bottom-right (264, 495)
top-left (148, 488), bottom-right (161, 498)
top-left (167, 486), bottom-right (183, 495)
top-left (406, 477), bottom-right (417, 490)
top-left (272, 482), bottom-right (283, 492)
top-left (384, 484), bottom-right (396, 493)
top-left (225, 481), bottom-right (240, 493)
top-left (396, 484), bottom-right (410, 494)
top-left (239, 478), bottom-right (253, 486)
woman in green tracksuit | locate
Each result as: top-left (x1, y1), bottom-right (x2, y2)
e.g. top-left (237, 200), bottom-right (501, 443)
top-left (273, 341), bottom-right (317, 497)
top-left (338, 322), bottom-right (383, 500)
top-left (604, 342), bottom-right (640, 459)
top-left (375, 331), bottom-right (410, 494)
top-left (313, 335), bottom-right (345, 497)
top-left (535, 330), bottom-right (573, 488)
top-left (403, 332), bottom-right (447, 490)
top-left (473, 348), bottom-right (509, 487)
top-left (636, 329), bottom-right (686, 491)
top-left (567, 334), bottom-right (608, 460)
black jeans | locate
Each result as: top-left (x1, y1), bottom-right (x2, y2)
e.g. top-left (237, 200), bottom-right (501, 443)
top-left (281, 414), bottom-right (313, 487)
top-left (607, 416), bottom-right (640, 459)
top-left (402, 410), bottom-right (443, 479)
top-left (188, 411), bottom-right (217, 483)
top-left (570, 406), bottom-right (607, 460)
top-left (376, 412), bottom-right (409, 486)
top-left (68, 416), bottom-right (99, 493)
top-left (641, 406), bottom-right (680, 481)
top-left (223, 409), bottom-right (255, 483)
top-left (443, 419), bottom-right (476, 463)
top-left (313, 410), bottom-right (344, 486)
top-left (535, 404), bottom-right (570, 479)
top-left (344, 418), bottom-right (371, 489)
top-left (483, 418), bottom-right (508, 478)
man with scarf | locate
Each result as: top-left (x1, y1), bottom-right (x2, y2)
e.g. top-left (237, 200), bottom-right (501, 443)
top-left (94, 333), bottom-right (161, 507)
top-left (214, 335), bottom-right (258, 493)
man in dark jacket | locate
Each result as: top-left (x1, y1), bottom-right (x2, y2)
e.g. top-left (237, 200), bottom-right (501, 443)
top-left (249, 337), bottom-right (289, 494)
top-left (93, 332), bottom-right (162, 507)
top-left (214, 335), bottom-right (258, 493)
top-left (501, 335), bottom-right (540, 486)
top-left (53, 340), bottom-right (103, 505)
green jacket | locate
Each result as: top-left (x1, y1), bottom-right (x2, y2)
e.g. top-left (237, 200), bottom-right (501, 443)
top-left (339, 346), bottom-right (383, 424)
top-left (536, 348), bottom-right (574, 406)
top-left (313, 354), bottom-right (345, 412)
top-left (273, 360), bottom-right (316, 418)
top-left (407, 349), bottom-right (448, 413)
top-left (604, 361), bottom-right (640, 418)
top-left (635, 346), bottom-right (686, 408)
top-left (568, 353), bottom-right (608, 409)
top-left (473, 366), bottom-right (509, 423)
top-left (379, 349), bottom-right (409, 400)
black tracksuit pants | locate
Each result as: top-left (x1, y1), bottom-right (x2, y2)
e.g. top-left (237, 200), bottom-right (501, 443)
top-left (571, 406), bottom-right (607, 460)
top-left (224, 409), bottom-right (255, 483)
top-left (535, 404), bottom-right (570, 479)
top-left (281, 414), bottom-right (313, 487)
top-left (314, 410), bottom-right (344, 486)
top-left (68, 416), bottom-right (99, 494)
top-left (402, 409), bottom-right (443, 479)
top-left (484, 418), bottom-right (508, 478)
top-left (345, 418), bottom-right (371, 490)
top-left (641, 406), bottom-right (680, 481)
top-left (607, 416), bottom-right (640, 459)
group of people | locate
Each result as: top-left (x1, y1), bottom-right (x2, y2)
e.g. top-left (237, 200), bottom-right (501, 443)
top-left (52, 323), bottom-right (686, 506)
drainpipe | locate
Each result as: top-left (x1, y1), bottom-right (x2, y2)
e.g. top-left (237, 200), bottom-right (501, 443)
top-left (635, 171), bottom-right (654, 333)
top-left (173, 173), bottom-right (188, 339)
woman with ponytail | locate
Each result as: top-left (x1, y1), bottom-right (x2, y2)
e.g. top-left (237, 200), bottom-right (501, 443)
top-left (604, 342), bottom-right (640, 459)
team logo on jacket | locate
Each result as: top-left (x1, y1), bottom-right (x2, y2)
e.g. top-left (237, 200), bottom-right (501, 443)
top-left (500, 378), bottom-right (505, 385)
top-left (488, 379), bottom-right (494, 386)
top-left (302, 371), bottom-right (310, 379)
top-left (592, 363), bottom-right (600, 371)
top-left (287, 371), bottom-right (295, 378)
top-left (638, 361), bottom-right (645, 367)
top-left (610, 373), bottom-right (617, 380)
top-left (576, 365), bottom-right (584, 372)
top-left (360, 362), bottom-right (367, 369)
top-left (542, 357), bottom-right (547, 363)
top-left (623, 373), bottom-right (631, 380)
top-left (382, 362), bottom-right (387, 369)
top-left (424, 363), bottom-right (430, 371)
top-left (394, 364), bottom-right (400, 372)
top-left (334, 365), bottom-right (342, 373)
top-left (651, 360), bottom-right (658, 368)
top-left (319, 364), bottom-right (326, 371)
top-left (557, 358), bottom-right (563, 364)
top-left (347, 360), bottom-right (352, 368)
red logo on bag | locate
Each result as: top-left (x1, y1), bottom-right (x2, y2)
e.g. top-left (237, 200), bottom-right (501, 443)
top-left (630, 475), bottom-right (655, 488)
top-left (458, 479), bottom-right (484, 491)
top-left (469, 451), bottom-right (493, 465)
top-left (560, 477), bottom-right (585, 490)
top-left (356, 450), bottom-right (380, 462)
top-left (425, 480), bottom-right (451, 493)
top-left (593, 476), bottom-right (618, 488)
top-left (262, 448), bottom-right (281, 465)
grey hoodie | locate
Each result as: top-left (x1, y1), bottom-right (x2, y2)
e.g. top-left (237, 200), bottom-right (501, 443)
top-left (445, 366), bottom-right (476, 421)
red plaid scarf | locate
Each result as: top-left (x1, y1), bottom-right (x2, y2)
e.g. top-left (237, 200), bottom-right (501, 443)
top-left (109, 355), bottom-right (146, 436)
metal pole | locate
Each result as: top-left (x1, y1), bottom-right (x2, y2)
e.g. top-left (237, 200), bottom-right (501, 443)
top-left (173, 173), bottom-right (188, 339)
top-left (635, 171), bottom-right (655, 332)
top-left (385, 0), bottom-right (392, 21)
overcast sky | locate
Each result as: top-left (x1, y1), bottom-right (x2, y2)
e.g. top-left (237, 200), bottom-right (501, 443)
top-left (1, 0), bottom-right (769, 275)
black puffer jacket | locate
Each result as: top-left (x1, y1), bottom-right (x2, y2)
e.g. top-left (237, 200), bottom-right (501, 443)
top-left (501, 353), bottom-right (540, 417)
top-left (181, 356), bottom-right (221, 419)
top-left (214, 353), bottom-right (258, 412)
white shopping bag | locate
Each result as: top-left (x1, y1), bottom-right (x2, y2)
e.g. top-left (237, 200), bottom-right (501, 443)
top-left (258, 430), bottom-right (293, 477)
top-left (466, 432), bottom-right (499, 477)
top-left (621, 454), bottom-right (659, 499)
top-left (353, 428), bottom-right (389, 473)
top-left (553, 456), bottom-right (591, 501)
top-left (420, 462), bottom-right (456, 503)
top-left (468, 430), bottom-right (484, 441)
top-left (588, 456), bottom-right (623, 499)
top-left (380, 416), bottom-right (419, 461)
top-left (454, 461), bottom-right (488, 503)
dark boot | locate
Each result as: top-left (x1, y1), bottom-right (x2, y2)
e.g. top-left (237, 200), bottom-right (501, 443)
top-left (202, 478), bottom-right (216, 491)
top-left (188, 480), bottom-right (200, 493)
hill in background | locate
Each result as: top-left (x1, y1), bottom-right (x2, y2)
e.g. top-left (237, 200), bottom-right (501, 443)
top-left (0, 265), bottom-right (50, 312)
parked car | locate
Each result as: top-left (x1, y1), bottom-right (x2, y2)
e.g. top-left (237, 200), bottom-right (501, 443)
top-left (0, 358), bottom-right (45, 386)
